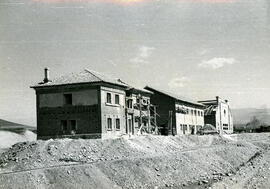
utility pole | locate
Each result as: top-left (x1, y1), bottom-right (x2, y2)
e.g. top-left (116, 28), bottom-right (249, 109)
top-left (154, 106), bottom-right (157, 134)
top-left (168, 111), bottom-right (173, 135)
top-left (138, 94), bottom-right (143, 134)
top-left (147, 103), bottom-right (151, 133)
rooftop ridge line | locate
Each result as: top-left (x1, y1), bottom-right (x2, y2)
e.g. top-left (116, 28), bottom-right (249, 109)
top-left (84, 68), bottom-right (104, 82)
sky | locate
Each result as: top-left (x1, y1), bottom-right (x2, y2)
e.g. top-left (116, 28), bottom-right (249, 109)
top-left (0, 0), bottom-right (269, 126)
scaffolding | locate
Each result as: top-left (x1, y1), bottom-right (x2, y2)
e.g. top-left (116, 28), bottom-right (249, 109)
top-left (133, 94), bottom-right (159, 135)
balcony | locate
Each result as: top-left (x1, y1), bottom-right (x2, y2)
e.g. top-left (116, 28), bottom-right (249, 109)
top-left (126, 107), bottom-right (134, 114)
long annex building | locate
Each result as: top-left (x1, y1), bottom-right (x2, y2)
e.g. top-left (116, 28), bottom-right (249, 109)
top-left (31, 68), bottom-right (233, 139)
top-left (144, 86), bottom-right (205, 135)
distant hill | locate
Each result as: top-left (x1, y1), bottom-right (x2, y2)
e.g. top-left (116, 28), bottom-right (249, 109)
top-left (0, 119), bottom-right (36, 134)
top-left (232, 108), bottom-right (270, 125)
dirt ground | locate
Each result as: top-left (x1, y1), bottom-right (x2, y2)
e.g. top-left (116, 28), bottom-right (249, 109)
top-left (212, 134), bottom-right (270, 189)
top-left (0, 133), bottom-right (269, 189)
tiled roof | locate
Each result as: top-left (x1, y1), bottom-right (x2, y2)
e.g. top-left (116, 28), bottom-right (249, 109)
top-left (31, 69), bottom-right (128, 88)
top-left (126, 86), bottom-right (153, 94)
top-left (144, 86), bottom-right (204, 107)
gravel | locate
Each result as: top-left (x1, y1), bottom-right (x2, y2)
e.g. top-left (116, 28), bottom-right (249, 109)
top-left (0, 133), bottom-right (269, 189)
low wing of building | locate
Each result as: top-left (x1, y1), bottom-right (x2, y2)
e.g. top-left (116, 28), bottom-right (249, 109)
top-left (144, 86), bottom-right (205, 135)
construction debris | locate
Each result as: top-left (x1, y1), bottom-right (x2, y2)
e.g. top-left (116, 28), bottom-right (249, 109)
top-left (1, 133), bottom-right (269, 188)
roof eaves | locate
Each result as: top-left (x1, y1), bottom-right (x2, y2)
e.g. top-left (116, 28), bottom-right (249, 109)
top-left (127, 87), bottom-right (153, 95)
top-left (30, 81), bottom-right (102, 89)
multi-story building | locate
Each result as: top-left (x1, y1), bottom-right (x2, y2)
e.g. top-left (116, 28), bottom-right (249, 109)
top-left (125, 87), bottom-right (154, 135)
top-left (31, 68), bottom-right (153, 139)
top-left (199, 96), bottom-right (233, 134)
top-left (144, 86), bottom-right (205, 135)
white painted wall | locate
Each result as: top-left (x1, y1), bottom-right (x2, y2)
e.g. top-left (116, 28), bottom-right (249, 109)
top-left (215, 100), bottom-right (234, 134)
top-left (100, 86), bottom-right (126, 137)
top-left (175, 103), bottom-right (204, 135)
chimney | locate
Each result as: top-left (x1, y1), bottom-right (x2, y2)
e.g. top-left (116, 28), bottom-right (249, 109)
top-left (216, 96), bottom-right (219, 102)
top-left (43, 67), bottom-right (50, 83)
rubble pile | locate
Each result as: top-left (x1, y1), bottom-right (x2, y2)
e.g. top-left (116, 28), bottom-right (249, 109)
top-left (0, 133), bottom-right (269, 189)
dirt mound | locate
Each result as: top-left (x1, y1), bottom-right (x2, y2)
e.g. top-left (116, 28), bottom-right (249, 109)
top-left (0, 134), bottom-right (267, 189)
top-left (0, 130), bottom-right (36, 150)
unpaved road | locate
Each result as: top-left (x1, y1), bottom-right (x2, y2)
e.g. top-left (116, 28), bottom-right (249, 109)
top-left (0, 133), bottom-right (270, 189)
top-left (212, 140), bottom-right (270, 189)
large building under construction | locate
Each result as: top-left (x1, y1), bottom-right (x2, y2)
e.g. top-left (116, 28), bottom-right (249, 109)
top-left (31, 68), bottom-right (156, 139)
top-left (199, 96), bottom-right (234, 134)
top-left (31, 68), bottom-right (234, 139)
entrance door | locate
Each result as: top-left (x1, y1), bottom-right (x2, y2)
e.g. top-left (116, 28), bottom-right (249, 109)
top-left (128, 119), bottom-right (133, 134)
top-left (127, 114), bottom-right (134, 135)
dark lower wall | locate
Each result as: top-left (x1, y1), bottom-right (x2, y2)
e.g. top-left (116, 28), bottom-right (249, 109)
top-left (149, 92), bottom-right (175, 135)
top-left (37, 105), bottom-right (100, 139)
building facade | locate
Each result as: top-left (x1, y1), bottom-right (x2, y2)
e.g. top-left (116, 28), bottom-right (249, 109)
top-left (144, 86), bottom-right (205, 135)
top-left (125, 88), bottom-right (154, 135)
top-left (31, 68), bottom-right (153, 139)
top-left (199, 96), bottom-right (233, 134)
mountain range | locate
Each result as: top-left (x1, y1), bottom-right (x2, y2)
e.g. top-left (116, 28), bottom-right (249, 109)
top-left (232, 108), bottom-right (270, 125)
top-left (0, 119), bottom-right (36, 134)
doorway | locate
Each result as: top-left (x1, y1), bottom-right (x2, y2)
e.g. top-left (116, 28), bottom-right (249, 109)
top-left (127, 114), bottom-right (134, 135)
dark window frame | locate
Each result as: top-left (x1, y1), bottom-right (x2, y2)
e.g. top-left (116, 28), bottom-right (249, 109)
top-left (107, 93), bottom-right (112, 103)
top-left (61, 120), bottom-right (68, 131)
top-left (115, 94), bottom-right (120, 105)
top-left (127, 99), bottom-right (133, 108)
top-left (116, 118), bottom-right (120, 130)
top-left (70, 120), bottom-right (77, 131)
top-left (107, 118), bottom-right (112, 131)
top-left (64, 94), bottom-right (72, 105)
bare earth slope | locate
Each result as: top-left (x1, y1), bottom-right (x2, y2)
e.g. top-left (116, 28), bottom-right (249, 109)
top-left (0, 133), bottom-right (270, 189)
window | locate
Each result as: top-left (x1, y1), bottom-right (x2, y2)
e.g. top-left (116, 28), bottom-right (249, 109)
top-left (61, 120), bottom-right (68, 131)
top-left (64, 94), bottom-right (72, 105)
top-left (116, 118), bottom-right (120, 130)
top-left (194, 110), bottom-right (197, 116)
top-left (107, 93), bottom-right (112, 103)
top-left (223, 124), bottom-right (228, 130)
top-left (115, 94), bottom-right (120, 105)
top-left (224, 110), bottom-right (227, 116)
top-left (127, 99), bottom-right (133, 108)
top-left (191, 110), bottom-right (194, 115)
top-left (70, 120), bottom-right (77, 131)
top-left (107, 118), bottom-right (112, 130)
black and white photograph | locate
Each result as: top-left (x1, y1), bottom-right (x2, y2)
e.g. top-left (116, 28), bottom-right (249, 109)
top-left (0, 0), bottom-right (270, 188)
